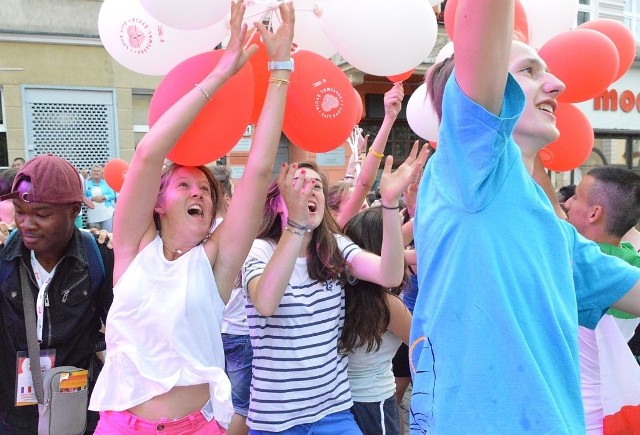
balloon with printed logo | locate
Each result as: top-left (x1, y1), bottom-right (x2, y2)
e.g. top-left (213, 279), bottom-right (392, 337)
top-left (539, 103), bottom-right (594, 172)
top-left (406, 83), bottom-right (440, 143)
top-left (282, 50), bottom-right (358, 153)
top-left (319, 0), bottom-right (438, 76)
top-left (98, 0), bottom-right (228, 76)
top-left (353, 88), bottom-right (364, 124)
top-left (387, 69), bottom-right (415, 83)
top-left (578, 19), bottom-right (637, 82)
top-left (149, 50), bottom-right (254, 166)
top-left (520, 0), bottom-right (579, 48)
top-left (539, 29), bottom-right (619, 103)
top-left (103, 158), bottom-right (129, 192)
top-left (445, 0), bottom-right (529, 43)
top-left (138, 0), bottom-right (228, 30)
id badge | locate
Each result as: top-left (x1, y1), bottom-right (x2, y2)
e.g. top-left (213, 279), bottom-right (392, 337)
top-left (15, 349), bottom-right (56, 406)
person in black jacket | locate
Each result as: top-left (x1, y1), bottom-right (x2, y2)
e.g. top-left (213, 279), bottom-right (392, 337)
top-left (0, 154), bottom-right (114, 434)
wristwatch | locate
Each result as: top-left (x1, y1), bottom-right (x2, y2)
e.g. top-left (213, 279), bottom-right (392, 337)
top-left (268, 59), bottom-right (295, 72)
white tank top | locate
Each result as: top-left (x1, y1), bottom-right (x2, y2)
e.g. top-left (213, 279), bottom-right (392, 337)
top-left (89, 234), bottom-right (233, 426)
top-left (348, 330), bottom-right (402, 403)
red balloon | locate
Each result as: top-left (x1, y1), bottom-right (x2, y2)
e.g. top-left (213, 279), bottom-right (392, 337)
top-left (247, 31), bottom-right (270, 125)
top-left (283, 50), bottom-right (358, 153)
top-left (578, 19), bottom-right (636, 82)
top-left (387, 69), bottom-right (415, 83)
top-left (539, 103), bottom-right (594, 172)
top-left (539, 29), bottom-right (619, 104)
top-left (149, 49), bottom-right (254, 166)
top-left (353, 88), bottom-right (363, 124)
top-left (103, 158), bottom-right (129, 192)
top-left (444, 0), bottom-right (529, 43)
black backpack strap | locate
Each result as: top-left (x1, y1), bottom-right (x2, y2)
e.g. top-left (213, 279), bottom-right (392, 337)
top-left (79, 231), bottom-right (105, 289)
top-left (0, 229), bottom-right (19, 285)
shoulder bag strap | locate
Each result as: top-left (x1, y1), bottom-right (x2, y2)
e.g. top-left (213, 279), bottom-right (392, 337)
top-left (19, 263), bottom-right (45, 404)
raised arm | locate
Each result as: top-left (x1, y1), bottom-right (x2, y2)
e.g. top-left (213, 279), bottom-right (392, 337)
top-left (247, 164), bottom-right (316, 317)
top-left (349, 142), bottom-right (426, 288)
top-left (454, 0), bottom-right (513, 115)
top-left (210, 2), bottom-right (295, 301)
top-left (336, 84), bottom-right (403, 228)
top-left (114, 0), bottom-right (258, 279)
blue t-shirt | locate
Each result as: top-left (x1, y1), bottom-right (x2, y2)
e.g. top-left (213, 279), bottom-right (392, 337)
top-left (410, 73), bottom-right (640, 434)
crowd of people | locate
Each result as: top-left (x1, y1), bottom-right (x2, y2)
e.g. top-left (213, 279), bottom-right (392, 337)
top-left (1, 0), bottom-right (640, 434)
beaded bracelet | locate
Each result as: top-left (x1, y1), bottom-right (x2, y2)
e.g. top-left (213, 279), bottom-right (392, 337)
top-left (194, 83), bottom-right (211, 101)
top-left (369, 149), bottom-right (384, 159)
top-left (286, 218), bottom-right (310, 232)
top-left (285, 226), bottom-right (306, 236)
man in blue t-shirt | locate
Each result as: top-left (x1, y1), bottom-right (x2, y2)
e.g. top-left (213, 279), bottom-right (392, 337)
top-left (410, 1), bottom-right (640, 433)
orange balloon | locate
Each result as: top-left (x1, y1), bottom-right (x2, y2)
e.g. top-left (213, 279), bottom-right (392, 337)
top-left (283, 50), bottom-right (358, 153)
top-left (149, 49), bottom-right (254, 166)
top-left (247, 31), bottom-right (270, 125)
top-left (540, 29), bottom-right (619, 104)
top-left (539, 103), bottom-right (594, 172)
top-left (103, 158), bottom-right (129, 192)
top-left (578, 19), bottom-right (636, 82)
top-left (353, 88), bottom-right (363, 124)
top-left (387, 69), bottom-right (415, 83)
top-left (444, 0), bottom-right (529, 43)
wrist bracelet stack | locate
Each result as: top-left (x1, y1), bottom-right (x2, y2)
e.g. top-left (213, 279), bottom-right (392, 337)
top-left (285, 226), bottom-right (305, 236)
top-left (286, 218), bottom-right (310, 234)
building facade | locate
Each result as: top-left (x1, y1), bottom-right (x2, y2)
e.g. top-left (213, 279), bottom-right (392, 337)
top-left (0, 0), bottom-right (638, 186)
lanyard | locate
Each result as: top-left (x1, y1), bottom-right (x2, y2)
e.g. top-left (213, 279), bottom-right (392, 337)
top-left (30, 251), bottom-right (60, 342)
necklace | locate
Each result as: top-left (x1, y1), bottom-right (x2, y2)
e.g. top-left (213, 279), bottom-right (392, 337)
top-left (162, 232), bottom-right (211, 257)
top-left (163, 245), bottom-right (184, 255)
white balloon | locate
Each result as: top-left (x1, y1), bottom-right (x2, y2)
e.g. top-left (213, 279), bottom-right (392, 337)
top-left (99, 0), bottom-right (228, 76)
top-left (138, 0), bottom-right (228, 30)
top-left (319, 0), bottom-right (438, 76)
top-left (407, 83), bottom-right (440, 142)
top-left (520, 0), bottom-right (579, 48)
top-left (434, 41), bottom-right (454, 64)
top-left (269, 0), bottom-right (337, 58)
top-left (429, 0), bottom-right (442, 6)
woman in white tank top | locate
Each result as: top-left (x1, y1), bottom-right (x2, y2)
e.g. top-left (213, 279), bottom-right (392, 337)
top-left (89, 2), bottom-right (295, 432)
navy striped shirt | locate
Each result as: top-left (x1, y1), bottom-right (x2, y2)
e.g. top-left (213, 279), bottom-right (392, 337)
top-left (242, 235), bottom-right (361, 431)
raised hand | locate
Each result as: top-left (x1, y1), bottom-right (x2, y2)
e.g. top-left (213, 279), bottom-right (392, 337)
top-left (403, 143), bottom-right (433, 217)
top-left (256, 1), bottom-right (295, 62)
top-left (276, 163), bottom-right (315, 227)
top-left (384, 83), bottom-right (404, 119)
top-left (378, 141), bottom-right (428, 207)
top-left (211, 0), bottom-right (259, 82)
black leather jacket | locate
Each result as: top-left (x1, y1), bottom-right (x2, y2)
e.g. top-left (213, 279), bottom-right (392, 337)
top-left (0, 228), bottom-right (113, 432)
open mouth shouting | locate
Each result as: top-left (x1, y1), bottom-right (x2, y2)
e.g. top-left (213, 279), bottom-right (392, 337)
top-left (188, 204), bottom-right (205, 218)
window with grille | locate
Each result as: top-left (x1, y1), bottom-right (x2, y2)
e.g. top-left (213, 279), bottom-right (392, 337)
top-left (22, 86), bottom-right (118, 174)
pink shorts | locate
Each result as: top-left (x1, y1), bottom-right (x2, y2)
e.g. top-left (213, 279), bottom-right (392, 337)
top-left (94, 409), bottom-right (226, 434)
